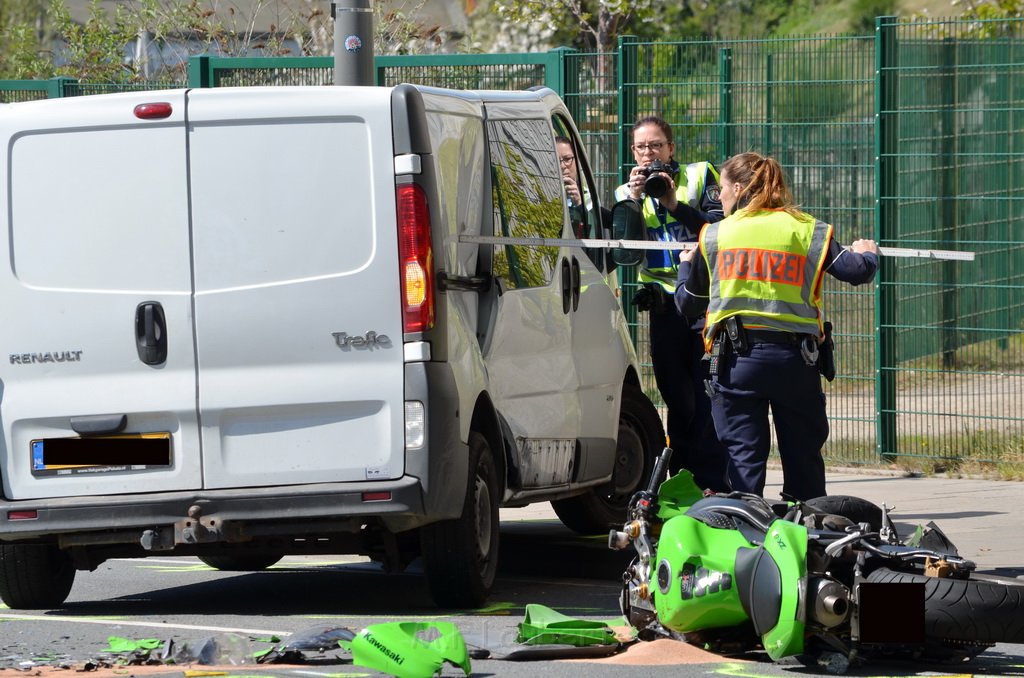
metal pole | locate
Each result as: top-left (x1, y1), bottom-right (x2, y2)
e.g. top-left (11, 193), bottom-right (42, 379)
top-left (332, 0), bottom-right (374, 86)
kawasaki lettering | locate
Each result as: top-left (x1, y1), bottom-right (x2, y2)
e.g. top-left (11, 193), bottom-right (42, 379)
top-left (717, 248), bottom-right (805, 286)
top-left (364, 632), bottom-right (404, 666)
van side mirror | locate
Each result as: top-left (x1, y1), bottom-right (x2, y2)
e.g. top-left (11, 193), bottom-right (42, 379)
top-left (610, 199), bottom-right (645, 267)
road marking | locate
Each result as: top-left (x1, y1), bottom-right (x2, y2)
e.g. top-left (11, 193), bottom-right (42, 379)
top-left (0, 612), bottom-right (288, 637)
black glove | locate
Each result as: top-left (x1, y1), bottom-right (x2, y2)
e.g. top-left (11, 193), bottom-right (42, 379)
top-left (632, 285), bottom-right (654, 311)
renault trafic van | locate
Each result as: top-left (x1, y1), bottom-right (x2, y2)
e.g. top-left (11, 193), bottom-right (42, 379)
top-left (0, 84), bottom-right (663, 609)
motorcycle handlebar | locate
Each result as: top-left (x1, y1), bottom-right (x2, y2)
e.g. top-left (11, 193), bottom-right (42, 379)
top-left (646, 446), bottom-right (673, 495)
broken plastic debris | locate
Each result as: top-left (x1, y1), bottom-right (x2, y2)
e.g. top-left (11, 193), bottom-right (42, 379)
top-left (342, 621), bottom-right (470, 678)
top-left (166, 633), bottom-right (255, 665)
top-left (283, 626), bottom-right (357, 651)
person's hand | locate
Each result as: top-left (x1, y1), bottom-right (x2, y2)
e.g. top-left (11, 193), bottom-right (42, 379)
top-left (679, 244), bottom-right (699, 264)
top-left (626, 167), bottom-right (646, 200)
top-left (563, 175), bottom-right (582, 205)
top-left (850, 238), bottom-right (880, 256)
top-left (656, 171), bottom-right (678, 210)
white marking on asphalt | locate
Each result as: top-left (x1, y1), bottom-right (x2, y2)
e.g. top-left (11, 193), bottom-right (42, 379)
top-left (0, 613), bottom-right (289, 637)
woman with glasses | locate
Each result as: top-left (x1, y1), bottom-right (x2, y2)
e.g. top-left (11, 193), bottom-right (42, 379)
top-left (613, 115), bottom-right (730, 494)
top-left (676, 151), bottom-right (879, 501)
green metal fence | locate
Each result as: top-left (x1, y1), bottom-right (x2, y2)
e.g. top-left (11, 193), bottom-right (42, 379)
top-left (2, 16), bottom-right (1022, 473)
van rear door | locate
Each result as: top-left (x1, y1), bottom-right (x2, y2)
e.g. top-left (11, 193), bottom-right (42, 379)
top-left (0, 91), bottom-right (200, 500)
top-left (184, 87), bottom-right (406, 490)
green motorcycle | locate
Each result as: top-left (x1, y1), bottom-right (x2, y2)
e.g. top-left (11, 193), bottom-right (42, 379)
top-left (609, 447), bottom-right (1024, 673)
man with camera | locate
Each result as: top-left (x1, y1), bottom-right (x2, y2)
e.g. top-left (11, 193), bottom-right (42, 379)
top-left (613, 115), bottom-right (730, 493)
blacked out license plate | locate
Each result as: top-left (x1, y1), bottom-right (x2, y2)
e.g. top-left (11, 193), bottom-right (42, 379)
top-left (31, 433), bottom-right (172, 477)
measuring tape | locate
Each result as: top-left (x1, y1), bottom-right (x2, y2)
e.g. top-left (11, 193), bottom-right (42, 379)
top-left (457, 235), bottom-right (976, 262)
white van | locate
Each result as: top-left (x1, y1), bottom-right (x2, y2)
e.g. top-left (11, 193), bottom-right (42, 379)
top-left (0, 84), bottom-right (663, 609)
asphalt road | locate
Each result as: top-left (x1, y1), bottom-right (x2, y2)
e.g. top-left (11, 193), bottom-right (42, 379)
top-left (2, 504), bottom-right (1024, 678)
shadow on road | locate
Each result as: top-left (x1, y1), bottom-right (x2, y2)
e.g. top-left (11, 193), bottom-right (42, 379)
top-left (53, 518), bottom-right (626, 618)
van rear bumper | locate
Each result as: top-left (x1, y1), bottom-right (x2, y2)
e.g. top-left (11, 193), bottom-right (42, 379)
top-left (0, 476), bottom-right (426, 543)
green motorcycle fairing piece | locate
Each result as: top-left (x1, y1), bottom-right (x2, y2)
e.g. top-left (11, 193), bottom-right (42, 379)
top-left (343, 621), bottom-right (471, 678)
top-left (516, 603), bottom-right (620, 647)
top-left (655, 469), bottom-right (706, 520)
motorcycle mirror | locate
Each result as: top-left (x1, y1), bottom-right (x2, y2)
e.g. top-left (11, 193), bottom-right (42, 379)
top-left (610, 199), bottom-right (644, 267)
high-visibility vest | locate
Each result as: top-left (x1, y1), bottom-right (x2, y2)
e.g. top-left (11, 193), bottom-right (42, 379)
top-left (699, 209), bottom-right (832, 352)
top-left (614, 161), bottom-right (720, 293)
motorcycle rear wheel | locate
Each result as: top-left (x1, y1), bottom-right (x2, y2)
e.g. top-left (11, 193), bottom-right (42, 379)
top-left (866, 567), bottom-right (1024, 644)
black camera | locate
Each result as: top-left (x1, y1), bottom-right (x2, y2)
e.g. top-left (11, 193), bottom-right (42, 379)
top-left (639, 159), bottom-right (671, 199)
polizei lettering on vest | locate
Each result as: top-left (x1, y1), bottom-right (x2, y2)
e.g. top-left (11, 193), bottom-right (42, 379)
top-left (364, 632), bottom-right (405, 665)
top-left (717, 248), bottom-right (805, 285)
top-left (9, 351), bottom-right (83, 365)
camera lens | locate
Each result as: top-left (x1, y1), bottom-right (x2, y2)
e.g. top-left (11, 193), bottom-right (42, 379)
top-left (644, 173), bottom-right (670, 199)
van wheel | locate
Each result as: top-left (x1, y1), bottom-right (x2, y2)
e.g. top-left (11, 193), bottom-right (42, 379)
top-left (197, 553), bottom-right (283, 571)
top-left (552, 382), bottom-right (663, 534)
top-left (0, 543), bottom-right (75, 609)
top-left (420, 431), bottom-right (499, 609)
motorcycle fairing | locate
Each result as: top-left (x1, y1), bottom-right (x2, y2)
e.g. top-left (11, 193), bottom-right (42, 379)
top-left (653, 514), bottom-right (755, 632)
top-left (655, 469), bottom-right (706, 520)
top-left (758, 519), bottom-right (808, 660)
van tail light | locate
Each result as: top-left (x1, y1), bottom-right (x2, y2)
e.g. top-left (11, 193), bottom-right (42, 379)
top-left (397, 184), bottom-right (435, 333)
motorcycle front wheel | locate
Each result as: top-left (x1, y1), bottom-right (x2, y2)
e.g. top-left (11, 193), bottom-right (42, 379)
top-left (866, 567), bottom-right (1024, 644)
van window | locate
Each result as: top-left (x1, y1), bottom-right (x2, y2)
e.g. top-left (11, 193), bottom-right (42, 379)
top-left (553, 115), bottom-right (606, 271)
top-left (487, 118), bottom-right (562, 290)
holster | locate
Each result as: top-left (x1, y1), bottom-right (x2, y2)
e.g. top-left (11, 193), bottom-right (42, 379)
top-left (724, 316), bottom-right (747, 353)
top-left (817, 321), bottom-right (836, 382)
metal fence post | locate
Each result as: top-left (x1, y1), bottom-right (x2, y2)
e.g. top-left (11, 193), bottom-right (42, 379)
top-left (617, 35), bottom-right (639, 184)
top-left (939, 37), bottom-right (960, 367)
top-left (50, 77), bottom-right (77, 98)
top-left (763, 54), bottom-right (773, 156)
top-left (876, 15), bottom-right (899, 462)
top-left (718, 47), bottom-right (733, 162)
top-left (617, 34), bottom-right (640, 345)
top-left (549, 46), bottom-right (579, 119)
top-left (188, 55), bottom-right (214, 88)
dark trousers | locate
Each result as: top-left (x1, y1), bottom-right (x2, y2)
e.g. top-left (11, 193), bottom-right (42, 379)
top-left (648, 308), bottom-right (731, 493)
top-left (710, 341), bottom-right (828, 501)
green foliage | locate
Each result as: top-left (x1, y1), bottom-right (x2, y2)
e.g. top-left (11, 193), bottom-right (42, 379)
top-left (50, 0), bottom-right (140, 82)
top-left (0, 21), bottom-right (54, 79)
top-left (487, 0), bottom-right (657, 52)
top-left (850, 0), bottom-right (898, 33)
top-left (0, 0), bottom-right (53, 79)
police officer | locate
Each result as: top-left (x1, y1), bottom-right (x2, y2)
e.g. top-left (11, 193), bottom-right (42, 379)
top-left (614, 115), bottom-right (730, 493)
top-left (676, 151), bottom-right (880, 501)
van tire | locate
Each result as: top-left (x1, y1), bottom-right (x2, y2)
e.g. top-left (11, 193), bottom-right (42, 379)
top-left (552, 382), bottom-right (663, 534)
top-left (197, 554), bottom-right (283, 571)
top-left (0, 543), bottom-right (75, 609)
top-left (420, 431), bottom-right (500, 609)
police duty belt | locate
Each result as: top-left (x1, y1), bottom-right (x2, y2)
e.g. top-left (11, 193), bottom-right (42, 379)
top-left (458, 235), bottom-right (976, 262)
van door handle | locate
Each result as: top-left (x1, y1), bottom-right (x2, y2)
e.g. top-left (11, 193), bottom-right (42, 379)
top-left (560, 258), bottom-right (571, 315)
top-left (135, 301), bottom-right (168, 365)
top-left (571, 257), bottom-right (581, 312)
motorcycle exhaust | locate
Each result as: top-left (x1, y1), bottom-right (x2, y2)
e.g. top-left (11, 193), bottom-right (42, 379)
top-left (809, 576), bottom-right (851, 628)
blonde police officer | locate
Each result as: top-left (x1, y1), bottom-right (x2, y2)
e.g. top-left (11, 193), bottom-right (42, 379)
top-left (676, 152), bottom-right (879, 501)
